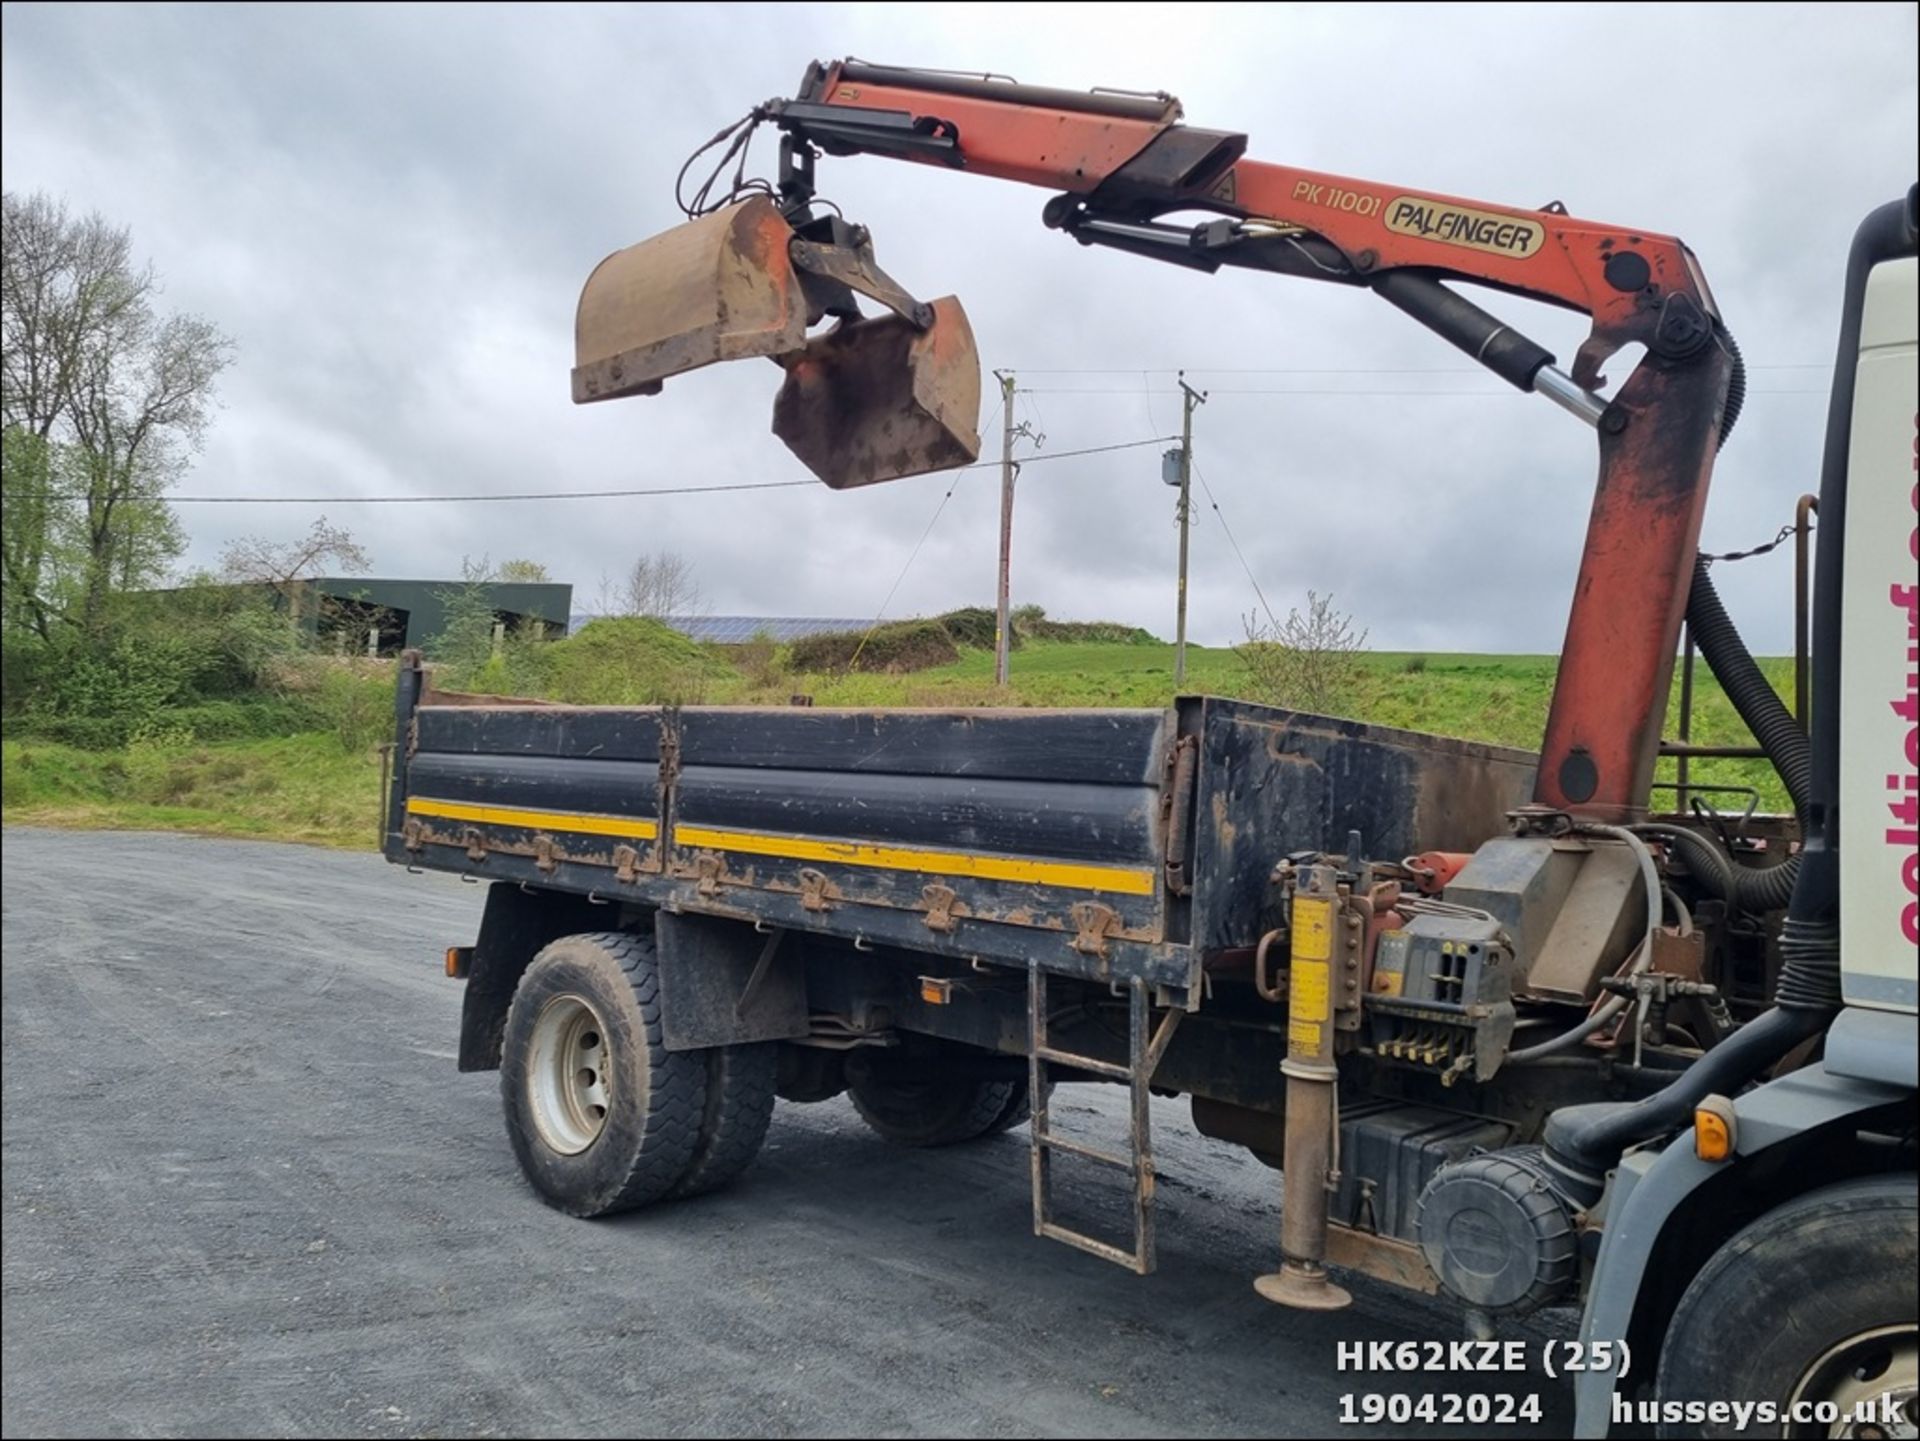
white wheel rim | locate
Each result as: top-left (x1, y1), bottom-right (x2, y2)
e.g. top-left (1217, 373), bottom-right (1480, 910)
top-left (527, 995), bottom-right (612, 1155)
top-left (1787, 1324), bottom-right (1919, 1439)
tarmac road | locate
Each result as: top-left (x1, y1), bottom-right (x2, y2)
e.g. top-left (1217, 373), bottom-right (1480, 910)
top-left (2, 827), bottom-right (1576, 1437)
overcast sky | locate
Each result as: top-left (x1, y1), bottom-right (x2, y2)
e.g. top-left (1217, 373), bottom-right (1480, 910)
top-left (3, 2), bottom-right (1914, 649)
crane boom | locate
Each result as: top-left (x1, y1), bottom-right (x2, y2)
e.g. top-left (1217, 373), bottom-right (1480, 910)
top-left (576, 58), bottom-right (1745, 822)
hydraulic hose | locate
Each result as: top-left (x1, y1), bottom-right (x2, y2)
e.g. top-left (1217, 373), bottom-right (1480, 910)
top-left (1550, 571), bottom-right (1842, 1172)
top-left (1548, 554), bottom-right (1838, 1178)
top-left (1643, 556), bottom-right (1812, 914)
top-left (1685, 556), bottom-right (1811, 811)
top-left (1543, 1001), bottom-right (1829, 1182)
top-left (1715, 320), bottom-right (1747, 450)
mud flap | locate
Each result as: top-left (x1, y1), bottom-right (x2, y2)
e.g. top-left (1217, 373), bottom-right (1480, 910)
top-left (654, 912), bottom-right (809, 1052)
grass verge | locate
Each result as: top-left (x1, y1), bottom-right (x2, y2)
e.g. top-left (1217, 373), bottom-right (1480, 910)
top-left (2, 732), bottom-right (386, 849)
top-left (2, 642), bottom-right (1796, 846)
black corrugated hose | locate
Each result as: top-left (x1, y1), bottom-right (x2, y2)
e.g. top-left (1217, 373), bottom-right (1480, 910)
top-left (1636, 557), bottom-right (1810, 914)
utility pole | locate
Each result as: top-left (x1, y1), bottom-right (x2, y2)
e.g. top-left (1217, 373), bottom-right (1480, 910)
top-left (994, 369), bottom-right (1017, 687)
top-left (1173, 372), bottom-right (1207, 687)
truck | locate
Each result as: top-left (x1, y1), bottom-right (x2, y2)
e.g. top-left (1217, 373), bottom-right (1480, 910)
top-left (386, 60), bottom-right (1918, 1438)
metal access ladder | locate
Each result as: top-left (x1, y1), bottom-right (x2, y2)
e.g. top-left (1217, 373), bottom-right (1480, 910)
top-left (1027, 967), bottom-right (1184, 1274)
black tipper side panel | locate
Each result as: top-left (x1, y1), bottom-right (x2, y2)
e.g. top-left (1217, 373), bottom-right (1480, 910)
top-left (402, 706), bottom-right (667, 874)
top-left (407, 753), bottom-right (661, 821)
top-left (672, 708), bottom-right (1172, 945)
top-left (1183, 697), bottom-right (1537, 955)
top-left (414, 705), bottom-right (663, 761)
top-left (390, 691), bottom-right (1534, 991)
top-left (676, 707), bottom-right (1160, 783)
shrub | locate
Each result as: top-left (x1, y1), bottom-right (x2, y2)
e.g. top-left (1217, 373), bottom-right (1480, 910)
top-left (164, 696), bottom-right (324, 741)
top-left (1237, 592), bottom-right (1370, 716)
top-left (422, 582), bottom-right (502, 678)
top-left (1402, 654), bottom-right (1429, 674)
top-left (311, 663), bottom-right (393, 753)
top-left (788, 619), bottom-right (959, 675)
top-left (934, 606), bottom-right (1001, 650)
top-left (13, 713), bottom-right (132, 750)
top-left (1020, 617), bottom-right (1159, 645)
top-left (535, 616), bottom-right (726, 705)
top-left (733, 630), bottom-right (784, 690)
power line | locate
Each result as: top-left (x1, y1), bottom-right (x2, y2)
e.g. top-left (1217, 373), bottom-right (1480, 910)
top-left (0, 477), bottom-right (821, 506)
top-left (1190, 457), bottom-right (1280, 633)
top-left (1013, 363), bottom-right (1829, 375)
top-left (843, 471), bottom-right (968, 676)
top-left (1, 435), bottom-right (1177, 507)
top-left (844, 397), bottom-right (1003, 676)
top-left (1136, 372), bottom-right (1278, 641)
top-left (1023, 386), bottom-right (1829, 397)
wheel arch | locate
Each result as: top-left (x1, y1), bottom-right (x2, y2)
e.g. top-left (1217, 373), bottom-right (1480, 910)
top-left (459, 883), bottom-right (648, 1071)
top-left (1571, 1064), bottom-right (1915, 1437)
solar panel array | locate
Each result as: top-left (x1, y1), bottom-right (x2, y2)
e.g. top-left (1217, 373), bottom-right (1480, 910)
top-left (568, 613), bottom-right (870, 644)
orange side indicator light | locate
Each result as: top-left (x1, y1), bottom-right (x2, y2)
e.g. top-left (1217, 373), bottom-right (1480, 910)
top-left (1694, 1094), bottom-right (1736, 1162)
top-left (919, 977), bottom-right (953, 1005)
top-left (446, 947), bottom-right (473, 980)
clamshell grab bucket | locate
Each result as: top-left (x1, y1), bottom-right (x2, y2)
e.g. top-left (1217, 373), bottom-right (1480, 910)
top-left (772, 297), bottom-right (980, 489)
top-left (572, 197), bottom-right (981, 487)
top-left (572, 198), bottom-right (807, 404)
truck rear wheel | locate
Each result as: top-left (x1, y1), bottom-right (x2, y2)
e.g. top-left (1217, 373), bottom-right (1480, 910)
top-left (848, 1066), bottom-right (1021, 1148)
top-left (1654, 1173), bottom-right (1919, 1438)
top-left (500, 931), bottom-right (707, 1217)
top-left (980, 1078), bottom-right (1047, 1136)
top-left (670, 1042), bottom-right (777, 1199)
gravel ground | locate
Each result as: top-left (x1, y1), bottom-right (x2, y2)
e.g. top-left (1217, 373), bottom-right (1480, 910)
top-left (2, 827), bottom-right (1575, 1437)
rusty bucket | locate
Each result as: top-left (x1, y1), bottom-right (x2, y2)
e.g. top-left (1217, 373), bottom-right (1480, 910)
top-left (772, 297), bottom-right (980, 489)
top-left (573, 197), bottom-right (981, 487)
top-left (572, 197), bottom-right (808, 404)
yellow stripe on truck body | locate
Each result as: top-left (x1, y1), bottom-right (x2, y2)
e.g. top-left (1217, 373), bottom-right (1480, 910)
top-left (673, 822), bottom-right (1156, 896)
top-left (407, 797), bottom-right (659, 841)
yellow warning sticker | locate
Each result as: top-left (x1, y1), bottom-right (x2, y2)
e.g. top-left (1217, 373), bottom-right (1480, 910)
top-left (1293, 897), bottom-right (1334, 960)
top-left (1290, 958), bottom-right (1331, 1023)
top-left (1288, 1019), bottom-right (1324, 1051)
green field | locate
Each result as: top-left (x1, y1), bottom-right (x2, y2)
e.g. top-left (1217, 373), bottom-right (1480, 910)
top-left (1, 638), bottom-right (1791, 849)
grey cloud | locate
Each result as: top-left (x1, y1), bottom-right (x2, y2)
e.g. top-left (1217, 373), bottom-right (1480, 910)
top-left (3, 2), bottom-right (1912, 650)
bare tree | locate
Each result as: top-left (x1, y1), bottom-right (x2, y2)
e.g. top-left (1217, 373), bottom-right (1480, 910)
top-left (1, 191), bottom-right (233, 633)
top-left (1237, 591), bottom-right (1370, 716)
top-left (619, 549), bottom-right (702, 620)
top-left (221, 517), bottom-right (370, 628)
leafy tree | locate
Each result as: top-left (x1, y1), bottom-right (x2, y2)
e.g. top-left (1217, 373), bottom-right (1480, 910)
top-left (496, 558), bottom-right (550, 583)
top-left (0, 427), bottom-right (56, 636)
top-left (1, 191), bottom-right (233, 634)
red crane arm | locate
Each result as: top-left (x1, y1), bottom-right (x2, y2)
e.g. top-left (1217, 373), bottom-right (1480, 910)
top-left (795, 61), bottom-right (1720, 384)
top-left (771, 60), bottom-right (1741, 821)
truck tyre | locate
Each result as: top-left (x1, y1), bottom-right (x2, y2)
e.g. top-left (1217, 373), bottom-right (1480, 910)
top-left (848, 1069), bottom-right (1021, 1148)
top-left (1654, 1173), bottom-right (1918, 1438)
top-left (980, 1078), bottom-right (1051, 1137)
top-left (500, 931), bottom-right (707, 1217)
top-left (670, 1042), bottom-right (777, 1199)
